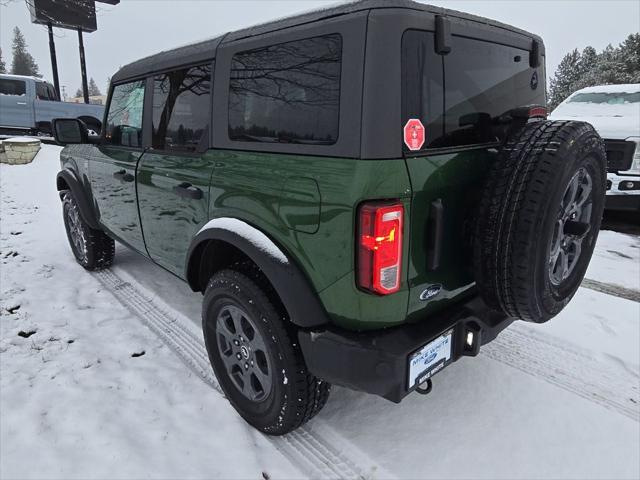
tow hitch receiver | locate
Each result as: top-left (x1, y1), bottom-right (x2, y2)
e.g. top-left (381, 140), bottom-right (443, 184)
top-left (416, 378), bottom-right (433, 395)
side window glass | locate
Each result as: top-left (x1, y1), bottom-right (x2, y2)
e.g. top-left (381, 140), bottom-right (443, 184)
top-left (152, 64), bottom-right (212, 152)
top-left (105, 80), bottom-right (146, 148)
top-left (36, 82), bottom-right (48, 100)
top-left (401, 30), bottom-right (444, 149)
top-left (228, 34), bottom-right (342, 145)
top-left (47, 84), bottom-right (58, 101)
top-left (35, 82), bottom-right (56, 101)
top-left (0, 79), bottom-right (26, 96)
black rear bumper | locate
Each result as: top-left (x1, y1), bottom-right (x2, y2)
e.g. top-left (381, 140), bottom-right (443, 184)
top-left (298, 295), bottom-right (514, 403)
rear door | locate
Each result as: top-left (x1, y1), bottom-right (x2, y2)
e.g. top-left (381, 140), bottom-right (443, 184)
top-left (0, 78), bottom-right (33, 129)
top-left (137, 63), bottom-right (214, 276)
top-left (90, 79), bottom-right (147, 252)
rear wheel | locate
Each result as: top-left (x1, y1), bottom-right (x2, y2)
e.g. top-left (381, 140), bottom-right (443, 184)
top-left (202, 267), bottom-right (330, 435)
top-left (474, 120), bottom-right (607, 323)
top-left (62, 192), bottom-right (114, 270)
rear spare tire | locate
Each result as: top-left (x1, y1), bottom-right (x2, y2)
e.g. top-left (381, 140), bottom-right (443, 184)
top-left (474, 120), bottom-right (606, 323)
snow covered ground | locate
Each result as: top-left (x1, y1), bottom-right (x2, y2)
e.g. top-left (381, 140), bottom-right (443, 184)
top-left (1, 145), bottom-right (639, 479)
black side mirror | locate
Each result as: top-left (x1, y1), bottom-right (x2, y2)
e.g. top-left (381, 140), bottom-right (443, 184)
top-left (52, 118), bottom-right (89, 145)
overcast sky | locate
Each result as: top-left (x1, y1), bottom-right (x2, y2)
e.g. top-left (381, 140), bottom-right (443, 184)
top-left (1, 0), bottom-right (638, 98)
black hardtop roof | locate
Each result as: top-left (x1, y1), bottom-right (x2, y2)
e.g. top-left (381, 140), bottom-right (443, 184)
top-left (111, 0), bottom-right (541, 84)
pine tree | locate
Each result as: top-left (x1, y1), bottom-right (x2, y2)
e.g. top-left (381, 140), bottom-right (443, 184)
top-left (548, 49), bottom-right (581, 109)
top-left (0, 48), bottom-right (6, 74)
top-left (75, 88), bottom-right (84, 98)
top-left (10, 27), bottom-right (41, 77)
top-left (548, 34), bottom-right (640, 110)
top-left (88, 77), bottom-right (102, 96)
top-left (618, 33), bottom-right (640, 83)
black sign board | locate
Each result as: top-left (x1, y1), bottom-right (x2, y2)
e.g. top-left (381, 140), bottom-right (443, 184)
top-left (29, 0), bottom-right (97, 33)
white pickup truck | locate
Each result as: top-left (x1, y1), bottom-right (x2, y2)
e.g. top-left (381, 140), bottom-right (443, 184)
top-left (550, 84), bottom-right (640, 213)
top-left (0, 74), bottom-right (104, 136)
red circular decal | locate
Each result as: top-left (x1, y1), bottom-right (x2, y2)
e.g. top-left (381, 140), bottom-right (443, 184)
top-left (403, 119), bottom-right (425, 151)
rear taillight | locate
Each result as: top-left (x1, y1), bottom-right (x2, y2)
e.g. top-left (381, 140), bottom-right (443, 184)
top-left (357, 202), bottom-right (404, 295)
top-left (528, 106), bottom-right (547, 118)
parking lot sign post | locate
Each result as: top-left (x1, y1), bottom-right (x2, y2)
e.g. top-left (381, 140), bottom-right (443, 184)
top-left (46, 22), bottom-right (60, 99)
top-left (29, 0), bottom-right (119, 103)
top-left (77, 28), bottom-right (89, 104)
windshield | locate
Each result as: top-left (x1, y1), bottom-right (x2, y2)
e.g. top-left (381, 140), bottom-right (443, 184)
top-left (568, 92), bottom-right (640, 105)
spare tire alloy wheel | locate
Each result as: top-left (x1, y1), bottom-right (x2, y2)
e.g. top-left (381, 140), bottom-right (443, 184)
top-left (474, 120), bottom-right (607, 323)
top-left (549, 168), bottom-right (593, 286)
top-left (216, 305), bottom-right (272, 401)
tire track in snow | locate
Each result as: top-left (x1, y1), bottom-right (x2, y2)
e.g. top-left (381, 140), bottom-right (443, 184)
top-left (93, 269), bottom-right (375, 480)
top-left (581, 278), bottom-right (640, 303)
top-left (483, 324), bottom-right (639, 422)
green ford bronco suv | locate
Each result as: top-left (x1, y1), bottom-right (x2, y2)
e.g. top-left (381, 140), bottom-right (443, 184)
top-left (53, 0), bottom-right (606, 435)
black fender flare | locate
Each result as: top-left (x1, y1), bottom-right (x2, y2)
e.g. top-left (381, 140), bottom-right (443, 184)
top-left (186, 219), bottom-right (330, 328)
top-left (56, 169), bottom-right (101, 230)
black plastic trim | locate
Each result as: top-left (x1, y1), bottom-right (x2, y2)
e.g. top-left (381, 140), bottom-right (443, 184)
top-left (435, 15), bottom-right (451, 54)
top-left (299, 294), bottom-right (514, 402)
top-left (56, 169), bottom-right (101, 230)
top-left (427, 198), bottom-right (443, 270)
top-left (186, 224), bottom-right (330, 328)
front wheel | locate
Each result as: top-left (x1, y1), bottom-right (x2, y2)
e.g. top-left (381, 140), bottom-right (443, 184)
top-left (62, 192), bottom-right (114, 270)
top-left (202, 268), bottom-right (330, 435)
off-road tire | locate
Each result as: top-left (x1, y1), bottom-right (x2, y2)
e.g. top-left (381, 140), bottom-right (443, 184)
top-left (474, 120), bottom-right (606, 323)
top-left (202, 268), bottom-right (330, 435)
top-left (62, 192), bottom-right (115, 270)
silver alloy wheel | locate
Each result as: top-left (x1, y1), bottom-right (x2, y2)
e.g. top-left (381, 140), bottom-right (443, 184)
top-left (548, 167), bottom-right (593, 286)
top-left (215, 304), bottom-right (272, 401)
top-left (67, 204), bottom-right (87, 261)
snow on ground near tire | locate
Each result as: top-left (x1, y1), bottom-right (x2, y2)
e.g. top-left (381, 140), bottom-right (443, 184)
top-left (1, 145), bottom-right (639, 479)
top-left (0, 146), bottom-right (300, 480)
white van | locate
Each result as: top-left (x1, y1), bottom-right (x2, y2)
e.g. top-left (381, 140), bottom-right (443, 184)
top-left (550, 84), bottom-right (640, 212)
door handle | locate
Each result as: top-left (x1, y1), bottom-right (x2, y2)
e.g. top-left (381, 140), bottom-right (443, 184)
top-left (173, 182), bottom-right (203, 200)
top-left (16, 101), bottom-right (27, 105)
top-left (113, 170), bottom-right (134, 182)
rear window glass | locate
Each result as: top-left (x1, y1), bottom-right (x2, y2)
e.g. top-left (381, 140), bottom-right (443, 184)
top-left (0, 79), bottom-right (26, 96)
top-left (228, 34), bottom-right (342, 145)
top-left (152, 64), bottom-right (212, 152)
top-left (402, 31), bottom-right (544, 151)
top-left (36, 82), bottom-right (56, 100)
top-left (402, 30), bottom-right (444, 150)
top-left (105, 80), bottom-right (145, 148)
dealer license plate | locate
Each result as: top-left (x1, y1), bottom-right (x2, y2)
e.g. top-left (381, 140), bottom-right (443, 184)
top-left (408, 329), bottom-right (453, 389)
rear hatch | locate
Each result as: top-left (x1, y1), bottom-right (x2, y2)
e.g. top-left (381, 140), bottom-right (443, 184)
top-left (400, 27), bottom-right (545, 320)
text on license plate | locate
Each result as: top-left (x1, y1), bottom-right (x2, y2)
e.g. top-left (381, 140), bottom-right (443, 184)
top-left (408, 329), bottom-right (453, 389)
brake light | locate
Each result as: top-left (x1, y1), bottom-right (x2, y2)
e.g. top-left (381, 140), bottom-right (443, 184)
top-left (529, 106), bottom-right (547, 118)
top-left (357, 202), bottom-right (404, 295)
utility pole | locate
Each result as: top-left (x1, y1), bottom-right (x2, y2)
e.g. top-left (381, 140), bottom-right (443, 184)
top-left (47, 22), bottom-right (61, 100)
top-left (77, 28), bottom-right (89, 104)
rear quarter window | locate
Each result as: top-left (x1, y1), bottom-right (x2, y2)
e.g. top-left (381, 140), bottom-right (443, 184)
top-left (228, 34), bottom-right (342, 145)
